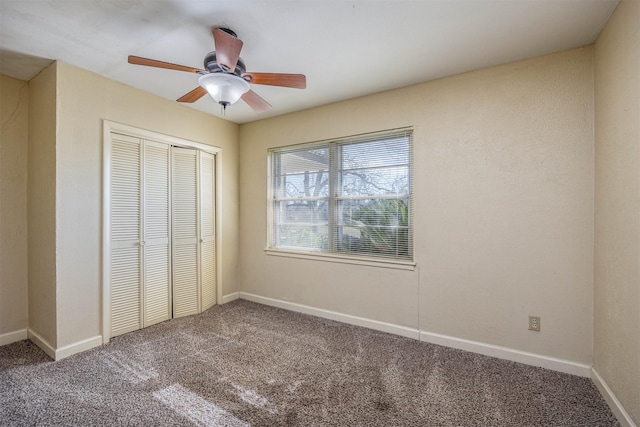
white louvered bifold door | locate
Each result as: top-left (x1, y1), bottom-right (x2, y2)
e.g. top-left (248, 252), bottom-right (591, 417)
top-left (172, 147), bottom-right (200, 318)
top-left (200, 151), bottom-right (216, 311)
top-left (143, 140), bottom-right (171, 327)
top-left (110, 134), bottom-right (142, 337)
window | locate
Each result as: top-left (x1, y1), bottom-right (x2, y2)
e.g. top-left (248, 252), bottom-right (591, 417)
top-left (268, 128), bottom-right (413, 262)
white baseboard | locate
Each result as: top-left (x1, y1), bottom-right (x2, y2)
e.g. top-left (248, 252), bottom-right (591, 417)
top-left (238, 292), bottom-right (591, 378)
top-left (592, 368), bottom-right (637, 427)
top-left (221, 292), bottom-right (240, 304)
top-left (55, 335), bottom-right (102, 360)
top-left (239, 292), bottom-right (420, 340)
top-left (0, 329), bottom-right (28, 346)
top-left (28, 329), bottom-right (56, 359)
top-left (419, 331), bottom-right (592, 377)
top-left (28, 330), bottom-right (102, 361)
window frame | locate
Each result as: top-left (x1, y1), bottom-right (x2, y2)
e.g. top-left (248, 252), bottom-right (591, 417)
top-left (266, 128), bottom-right (415, 270)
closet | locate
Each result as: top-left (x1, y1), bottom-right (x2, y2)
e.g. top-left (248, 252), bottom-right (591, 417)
top-left (107, 131), bottom-right (216, 338)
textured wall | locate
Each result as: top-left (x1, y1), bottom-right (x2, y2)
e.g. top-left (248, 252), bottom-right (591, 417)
top-left (53, 62), bottom-right (240, 348)
top-left (0, 75), bottom-right (29, 338)
top-left (239, 47), bottom-right (594, 365)
top-left (594, 0), bottom-right (640, 424)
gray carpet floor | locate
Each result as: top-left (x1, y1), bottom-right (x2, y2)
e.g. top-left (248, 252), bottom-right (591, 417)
top-left (0, 300), bottom-right (619, 426)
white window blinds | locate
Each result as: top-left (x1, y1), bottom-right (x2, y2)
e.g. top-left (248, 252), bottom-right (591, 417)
top-left (269, 128), bottom-right (413, 261)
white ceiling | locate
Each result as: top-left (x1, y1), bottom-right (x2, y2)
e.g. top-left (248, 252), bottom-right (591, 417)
top-left (0, 0), bottom-right (618, 124)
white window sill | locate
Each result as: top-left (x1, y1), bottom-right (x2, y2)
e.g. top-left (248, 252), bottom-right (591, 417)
top-left (264, 248), bottom-right (416, 271)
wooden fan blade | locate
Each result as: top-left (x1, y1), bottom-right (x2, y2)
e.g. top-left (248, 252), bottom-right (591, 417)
top-left (128, 55), bottom-right (204, 73)
top-left (241, 90), bottom-right (272, 113)
top-left (177, 86), bottom-right (208, 103)
top-left (242, 72), bottom-right (306, 89)
top-left (212, 28), bottom-right (243, 72)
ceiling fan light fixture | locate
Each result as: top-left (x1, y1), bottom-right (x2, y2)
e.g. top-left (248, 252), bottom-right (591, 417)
top-left (198, 72), bottom-right (250, 108)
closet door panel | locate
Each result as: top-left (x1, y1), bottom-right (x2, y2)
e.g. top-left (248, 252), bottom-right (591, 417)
top-left (143, 141), bottom-right (171, 326)
top-left (173, 245), bottom-right (198, 316)
top-left (200, 152), bottom-right (216, 311)
top-left (144, 245), bottom-right (170, 325)
top-left (172, 147), bottom-right (199, 318)
top-left (111, 245), bottom-right (140, 335)
top-left (200, 242), bottom-right (215, 310)
top-left (110, 135), bottom-right (142, 336)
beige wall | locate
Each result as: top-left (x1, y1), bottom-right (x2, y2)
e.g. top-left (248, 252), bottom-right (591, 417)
top-left (239, 47), bottom-right (595, 364)
top-left (27, 64), bottom-right (58, 346)
top-left (594, 0), bottom-right (640, 424)
top-left (0, 75), bottom-right (29, 337)
top-left (51, 62), bottom-right (240, 347)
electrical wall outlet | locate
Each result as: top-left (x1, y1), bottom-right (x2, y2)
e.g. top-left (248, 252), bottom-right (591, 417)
top-left (529, 316), bottom-right (540, 332)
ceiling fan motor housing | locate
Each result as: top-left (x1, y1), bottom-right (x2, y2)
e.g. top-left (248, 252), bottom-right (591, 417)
top-left (204, 52), bottom-right (247, 77)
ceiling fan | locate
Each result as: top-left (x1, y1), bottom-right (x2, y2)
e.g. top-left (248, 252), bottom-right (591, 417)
top-left (128, 28), bottom-right (306, 113)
